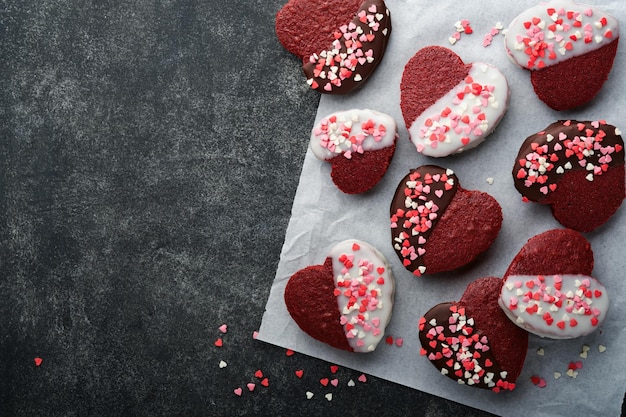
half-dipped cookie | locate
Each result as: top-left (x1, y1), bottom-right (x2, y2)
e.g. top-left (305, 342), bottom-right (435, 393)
top-left (284, 239), bottom-right (395, 352)
top-left (513, 120), bottom-right (625, 232)
top-left (390, 165), bottom-right (502, 276)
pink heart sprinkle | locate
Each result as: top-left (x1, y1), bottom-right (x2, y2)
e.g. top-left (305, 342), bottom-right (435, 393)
top-left (234, 387), bottom-right (243, 396)
top-left (247, 383), bottom-right (256, 392)
top-left (358, 374), bottom-right (367, 383)
top-left (218, 324), bottom-right (228, 333)
top-left (331, 379), bottom-right (339, 387)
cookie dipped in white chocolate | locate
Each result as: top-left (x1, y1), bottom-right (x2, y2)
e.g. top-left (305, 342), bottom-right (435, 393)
top-left (407, 62), bottom-right (508, 157)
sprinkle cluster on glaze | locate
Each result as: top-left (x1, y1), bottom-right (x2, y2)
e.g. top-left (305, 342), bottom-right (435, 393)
top-left (313, 111), bottom-right (388, 159)
top-left (305, 1), bottom-right (390, 92)
top-left (508, 1), bottom-right (618, 69)
top-left (419, 305), bottom-right (515, 392)
top-left (390, 167), bottom-right (456, 276)
top-left (500, 274), bottom-right (608, 339)
top-left (333, 241), bottom-right (391, 352)
top-left (515, 120), bottom-right (624, 199)
top-left (415, 72), bottom-right (500, 153)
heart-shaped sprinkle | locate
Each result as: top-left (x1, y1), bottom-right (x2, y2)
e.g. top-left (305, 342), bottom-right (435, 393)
top-left (233, 387), bottom-right (243, 396)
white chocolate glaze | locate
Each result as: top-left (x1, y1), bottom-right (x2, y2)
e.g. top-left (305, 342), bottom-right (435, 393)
top-left (499, 274), bottom-right (609, 339)
top-left (505, 0), bottom-right (619, 70)
top-left (329, 239), bottom-right (395, 352)
top-left (310, 109), bottom-right (397, 161)
top-left (408, 63), bottom-right (508, 158)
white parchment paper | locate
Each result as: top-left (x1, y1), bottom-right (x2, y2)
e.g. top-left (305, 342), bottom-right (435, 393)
top-left (259, 1), bottom-right (626, 415)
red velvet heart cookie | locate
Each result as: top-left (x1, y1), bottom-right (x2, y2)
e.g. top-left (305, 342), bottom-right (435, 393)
top-left (310, 109), bottom-right (397, 194)
top-left (505, 0), bottom-right (619, 110)
top-left (513, 120), bottom-right (625, 232)
top-left (400, 46), bottom-right (509, 157)
top-left (499, 229), bottom-right (608, 339)
top-left (419, 277), bottom-right (528, 392)
top-left (276, 0), bottom-right (392, 94)
top-left (284, 239), bottom-right (395, 352)
top-left (390, 165), bottom-right (502, 276)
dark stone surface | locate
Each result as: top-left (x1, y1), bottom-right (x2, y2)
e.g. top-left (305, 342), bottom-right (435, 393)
top-left (0, 1), bottom-right (623, 416)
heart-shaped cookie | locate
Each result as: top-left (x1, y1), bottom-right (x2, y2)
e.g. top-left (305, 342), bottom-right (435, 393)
top-left (419, 277), bottom-right (528, 392)
top-left (276, 0), bottom-right (392, 94)
top-left (505, 0), bottom-right (619, 110)
top-left (499, 229), bottom-right (608, 339)
top-left (512, 120), bottom-right (625, 232)
top-left (390, 165), bottom-right (502, 276)
top-left (310, 109), bottom-right (397, 194)
top-left (284, 239), bottom-right (395, 352)
top-left (400, 46), bottom-right (509, 157)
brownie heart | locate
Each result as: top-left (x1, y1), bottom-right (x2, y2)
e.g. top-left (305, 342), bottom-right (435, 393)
top-left (400, 46), bottom-right (509, 157)
top-left (276, 0), bottom-right (392, 94)
top-left (505, 0), bottom-right (619, 110)
top-left (390, 165), bottom-right (502, 276)
top-left (310, 109), bottom-right (398, 194)
top-left (499, 229), bottom-right (609, 339)
top-left (284, 239), bottom-right (395, 352)
top-left (419, 277), bottom-right (528, 392)
top-left (512, 120), bottom-right (625, 232)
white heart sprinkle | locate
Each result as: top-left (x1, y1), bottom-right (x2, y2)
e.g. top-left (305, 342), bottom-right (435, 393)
top-left (325, 393), bottom-right (333, 401)
top-left (306, 391), bottom-right (314, 399)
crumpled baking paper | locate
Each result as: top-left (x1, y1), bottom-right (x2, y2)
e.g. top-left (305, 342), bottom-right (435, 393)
top-left (259, 1), bottom-right (626, 415)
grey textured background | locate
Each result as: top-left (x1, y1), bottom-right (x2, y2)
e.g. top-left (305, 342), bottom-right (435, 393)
top-left (0, 1), bottom-right (622, 416)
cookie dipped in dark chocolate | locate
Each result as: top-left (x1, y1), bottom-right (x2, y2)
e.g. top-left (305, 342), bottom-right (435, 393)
top-left (513, 120), bottom-right (625, 232)
top-left (302, 0), bottom-right (391, 94)
top-left (419, 277), bottom-right (527, 392)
